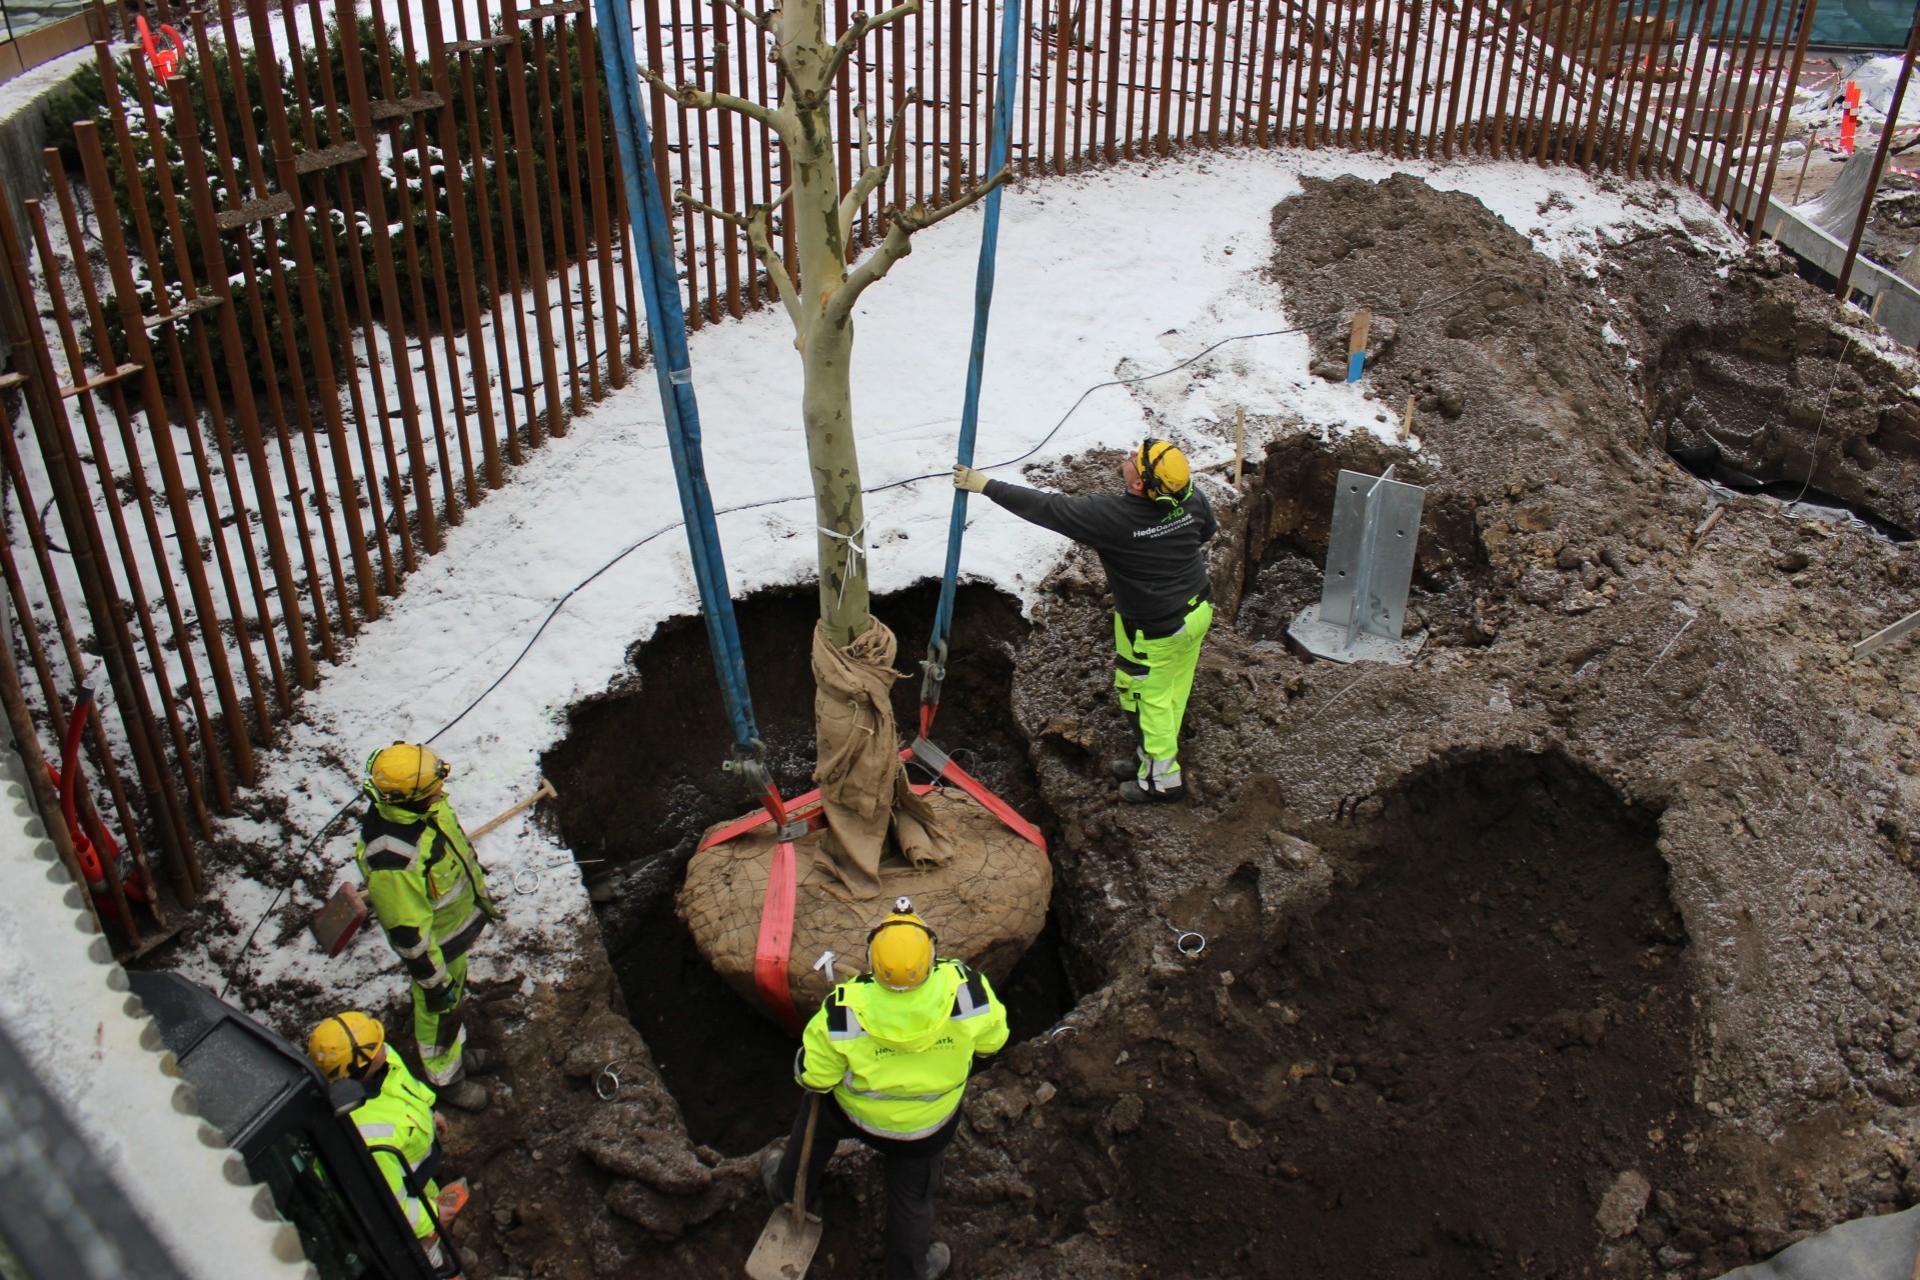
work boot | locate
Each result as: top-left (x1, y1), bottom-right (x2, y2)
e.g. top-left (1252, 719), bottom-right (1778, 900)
top-left (1108, 748), bottom-right (1146, 782)
top-left (1118, 778), bottom-right (1182, 804)
top-left (436, 1078), bottom-right (490, 1112)
top-left (459, 1046), bottom-right (498, 1075)
top-left (925, 1242), bottom-right (952, 1279)
top-left (1120, 755), bottom-right (1183, 804)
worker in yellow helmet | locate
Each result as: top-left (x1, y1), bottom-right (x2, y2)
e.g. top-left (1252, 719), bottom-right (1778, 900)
top-left (356, 742), bottom-right (501, 1111)
top-left (763, 899), bottom-right (1008, 1280)
top-left (307, 1012), bottom-right (464, 1278)
top-left (956, 437), bottom-right (1217, 801)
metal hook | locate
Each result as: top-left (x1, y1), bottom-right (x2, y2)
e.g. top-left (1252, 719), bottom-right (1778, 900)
top-left (1167, 920), bottom-right (1207, 957)
top-left (596, 1065), bottom-right (621, 1100)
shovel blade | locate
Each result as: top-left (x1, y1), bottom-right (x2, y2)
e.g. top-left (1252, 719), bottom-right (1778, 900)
top-left (744, 1206), bottom-right (823, 1280)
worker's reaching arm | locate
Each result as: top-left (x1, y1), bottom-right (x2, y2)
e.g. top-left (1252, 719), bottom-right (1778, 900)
top-left (978, 478), bottom-right (1140, 549)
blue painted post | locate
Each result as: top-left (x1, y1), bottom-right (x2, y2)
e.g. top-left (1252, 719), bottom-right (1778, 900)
top-left (922, 0), bottom-right (1027, 731)
top-left (592, 0), bottom-right (761, 752)
top-left (1346, 308), bottom-right (1372, 383)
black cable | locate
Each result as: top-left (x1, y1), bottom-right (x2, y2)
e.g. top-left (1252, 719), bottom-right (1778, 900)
top-left (218, 272), bottom-right (1504, 993)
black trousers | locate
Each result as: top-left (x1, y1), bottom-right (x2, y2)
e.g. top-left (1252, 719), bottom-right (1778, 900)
top-left (771, 1093), bottom-right (959, 1280)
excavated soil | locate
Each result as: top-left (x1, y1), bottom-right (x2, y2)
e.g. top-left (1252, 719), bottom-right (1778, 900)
top-left (244, 174), bottom-right (1920, 1280)
top-left (540, 582), bottom-right (1071, 1159)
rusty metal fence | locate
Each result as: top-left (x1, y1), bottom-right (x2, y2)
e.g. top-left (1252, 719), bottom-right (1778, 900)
top-left (0, 0), bottom-right (639, 944)
top-left (647, 0), bottom-right (1821, 328)
top-left (0, 0), bottom-right (1822, 948)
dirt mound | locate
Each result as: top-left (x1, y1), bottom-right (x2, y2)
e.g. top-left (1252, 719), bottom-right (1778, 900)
top-left (429, 178), bottom-right (1920, 1280)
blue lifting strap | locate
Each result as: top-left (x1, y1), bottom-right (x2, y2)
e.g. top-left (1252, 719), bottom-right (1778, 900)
top-left (594, 0), bottom-right (763, 766)
top-left (920, 0), bottom-right (1025, 737)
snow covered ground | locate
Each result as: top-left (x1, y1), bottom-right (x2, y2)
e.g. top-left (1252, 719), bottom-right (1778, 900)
top-left (182, 143), bottom-right (1742, 1016)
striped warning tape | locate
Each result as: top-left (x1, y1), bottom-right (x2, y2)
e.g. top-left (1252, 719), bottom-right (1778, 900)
top-left (1805, 133), bottom-right (1920, 180)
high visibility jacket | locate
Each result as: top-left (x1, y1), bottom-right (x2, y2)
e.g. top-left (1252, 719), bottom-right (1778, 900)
top-left (352, 1057), bottom-right (441, 1240)
top-left (356, 796), bottom-right (498, 1000)
top-left (796, 960), bottom-right (1009, 1140)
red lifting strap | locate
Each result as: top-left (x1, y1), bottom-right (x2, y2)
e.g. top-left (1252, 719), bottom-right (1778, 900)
top-left (754, 835), bottom-right (804, 1035)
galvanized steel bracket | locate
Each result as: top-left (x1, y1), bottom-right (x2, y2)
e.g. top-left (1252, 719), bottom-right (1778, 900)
top-left (1288, 466), bottom-right (1427, 665)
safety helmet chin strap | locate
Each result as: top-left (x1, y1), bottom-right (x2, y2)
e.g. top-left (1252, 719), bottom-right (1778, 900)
top-left (1138, 439), bottom-right (1192, 507)
top-left (333, 1014), bottom-right (376, 1078)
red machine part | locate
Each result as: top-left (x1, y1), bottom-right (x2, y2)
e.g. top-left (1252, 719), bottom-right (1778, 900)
top-left (46, 689), bottom-right (145, 927)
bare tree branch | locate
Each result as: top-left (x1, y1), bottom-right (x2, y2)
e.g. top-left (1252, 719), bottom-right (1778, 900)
top-left (862, 0), bottom-right (920, 34)
top-left (676, 188), bottom-right (751, 228)
top-left (709, 0), bottom-right (771, 32)
top-left (837, 93), bottom-right (914, 244)
top-left (638, 61), bottom-right (798, 143)
top-left (827, 166), bottom-right (1011, 325)
top-left (746, 200), bottom-right (803, 333)
top-left (821, 1), bottom-right (920, 88)
top-left (894, 165), bottom-right (1011, 232)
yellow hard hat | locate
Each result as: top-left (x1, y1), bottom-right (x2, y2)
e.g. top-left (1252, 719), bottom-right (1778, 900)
top-left (868, 896), bottom-right (936, 992)
top-left (365, 742), bottom-right (448, 804)
top-left (1135, 438), bottom-right (1192, 501)
top-left (307, 1011), bottom-right (385, 1081)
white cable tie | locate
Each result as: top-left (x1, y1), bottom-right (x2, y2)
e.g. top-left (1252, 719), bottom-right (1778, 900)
top-left (813, 949), bottom-right (839, 977)
top-left (818, 520), bottom-right (869, 611)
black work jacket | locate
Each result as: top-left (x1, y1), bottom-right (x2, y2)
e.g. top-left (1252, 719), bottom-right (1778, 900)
top-left (982, 479), bottom-right (1216, 636)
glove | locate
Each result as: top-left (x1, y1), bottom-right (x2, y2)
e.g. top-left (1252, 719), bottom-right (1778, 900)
top-left (952, 464), bottom-right (989, 493)
top-left (481, 900), bottom-right (504, 924)
top-left (423, 982), bottom-right (457, 1014)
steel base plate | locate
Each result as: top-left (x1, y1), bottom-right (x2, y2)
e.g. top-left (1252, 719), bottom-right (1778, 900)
top-left (1288, 603), bottom-right (1427, 665)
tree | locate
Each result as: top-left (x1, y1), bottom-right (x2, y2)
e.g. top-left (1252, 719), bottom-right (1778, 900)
top-left (642, 0), bottom-right (1006, 647)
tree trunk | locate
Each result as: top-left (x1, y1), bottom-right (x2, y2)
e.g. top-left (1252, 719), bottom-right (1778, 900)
top-left (802, 318), bottom-right (870, 644)
top-left (775, 0), bottom-right (875, 645)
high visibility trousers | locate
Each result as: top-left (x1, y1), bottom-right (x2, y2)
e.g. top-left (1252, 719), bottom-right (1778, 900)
top-left (412, 952), bottom-right (469, 1086)
top-left (1112, 597), bottom-right (1213, 766)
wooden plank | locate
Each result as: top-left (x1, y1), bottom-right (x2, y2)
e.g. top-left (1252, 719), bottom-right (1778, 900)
top-left (1854, 607), bottom-right (1920, 660)
top-left (142, 295), bottom-right (224, 329)
top-left (59, 362), bottom-right (143, 397)
top-left (292, 140), bottom-right (368, 173)
top-left (214, 191), bottom-right (296, 229)
top-left (444, 35), bottom-right (511, 52)
top-left (368, 91), bottom-right (445, 121)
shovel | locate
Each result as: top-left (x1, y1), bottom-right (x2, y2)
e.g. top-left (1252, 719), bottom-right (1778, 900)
top-left (746, 1094), bottom-right (824, 1279)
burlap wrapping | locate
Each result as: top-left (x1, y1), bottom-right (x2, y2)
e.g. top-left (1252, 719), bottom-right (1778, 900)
top-left (677, 787), bottom-right (1052, 1018)
top-left (811, 620), bottom-right (948, 898)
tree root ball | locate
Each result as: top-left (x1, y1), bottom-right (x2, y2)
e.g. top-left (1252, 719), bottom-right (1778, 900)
top-left (678, 789), bottom-right (1052, 1019)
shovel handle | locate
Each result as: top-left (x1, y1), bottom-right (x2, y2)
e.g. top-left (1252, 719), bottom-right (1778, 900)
top-left (791, 1093), bottom-right (821, 1228)
top-left (467, 777), bottom-right (558, 841)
